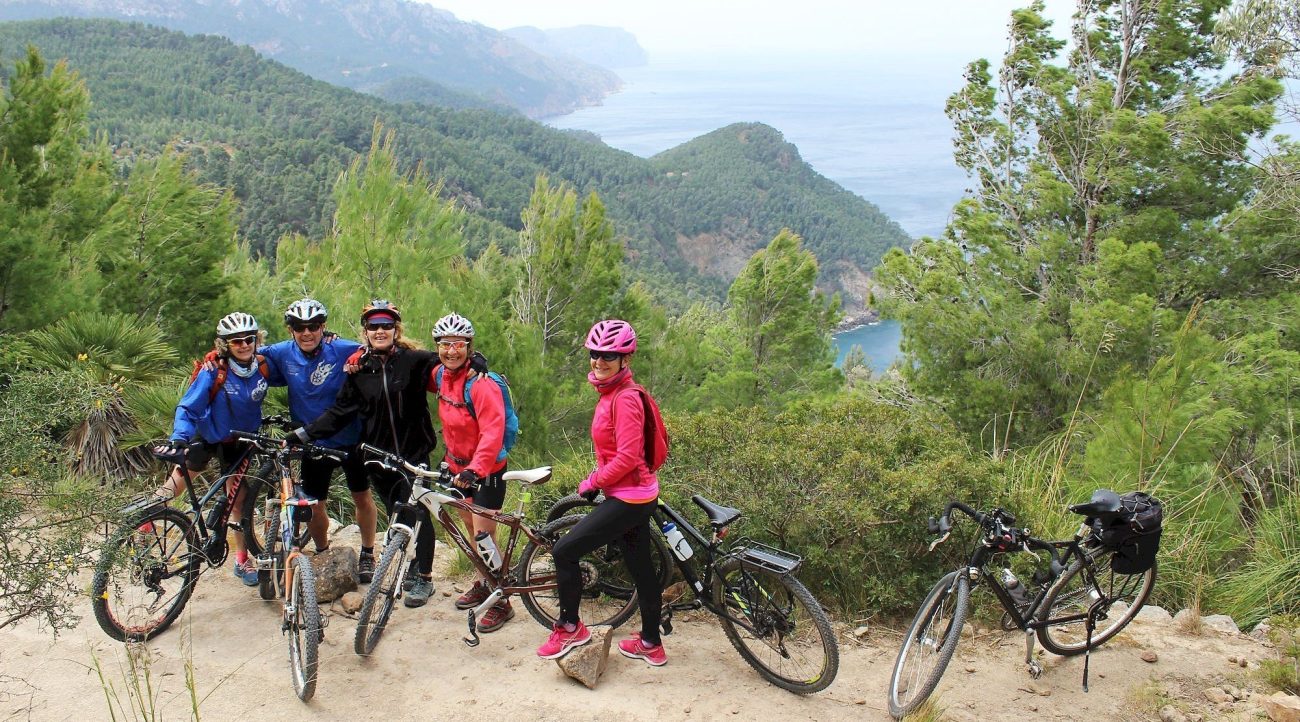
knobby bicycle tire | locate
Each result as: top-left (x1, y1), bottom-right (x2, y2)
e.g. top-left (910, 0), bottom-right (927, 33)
top-left (287, 554), bottom-right (321, 702)
top-left (711, 557), bottom-right (839, 694)
top-left (258, 512), bottom-right (284, 601)
top-left (354, 526), bottom-right (410, 656)
top-left (515, 515), bottom-right (638, 630)
top-left (239, 459), bottom-right (278, 556)
top-left (887, 570), bottom-right (969, 719)
top-left (545, 493), bottom-right (675, 591)
top-left (92, 506), bottom-right (201, 642)
top-left (1036, 545), bottom-right (1156, 656)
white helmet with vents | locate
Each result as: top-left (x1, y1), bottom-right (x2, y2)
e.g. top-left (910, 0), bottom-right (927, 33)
top-left (284, 298), bottom-right (327, 324)
top-left (432, 312), bottom-right (475, 340)
top-left (216, 312), bottom-right (258, 337)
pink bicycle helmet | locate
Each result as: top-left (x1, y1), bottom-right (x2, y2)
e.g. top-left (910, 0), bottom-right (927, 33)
top-left (585, 319), bottom-right (637, 354)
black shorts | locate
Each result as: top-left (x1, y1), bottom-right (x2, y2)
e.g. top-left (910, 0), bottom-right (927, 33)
top-left (183, 441), bottom-right (245, 472)
top-left (299, 445), bottom-right (368, 499)
top-left (464, 466), bottom-right (507, 510)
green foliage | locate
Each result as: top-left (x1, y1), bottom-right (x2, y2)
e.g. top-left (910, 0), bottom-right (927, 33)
top-left (666, 395), bottom-right (1000, 615)
top-left (1216, 493), bottom-right (1300, 628)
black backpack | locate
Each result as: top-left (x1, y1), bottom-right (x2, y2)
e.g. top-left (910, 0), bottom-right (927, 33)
top-left (1091, 491), bottom-right (1163, 574)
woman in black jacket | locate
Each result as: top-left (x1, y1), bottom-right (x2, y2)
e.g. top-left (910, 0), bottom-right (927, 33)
top-left (298, 300), bottom-right (441, 607)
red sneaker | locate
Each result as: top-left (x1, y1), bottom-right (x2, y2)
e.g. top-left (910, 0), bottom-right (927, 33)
top-left (536, 620), bottom-right (591, 659)
top-left (617, 632), bottom-right (667, 667)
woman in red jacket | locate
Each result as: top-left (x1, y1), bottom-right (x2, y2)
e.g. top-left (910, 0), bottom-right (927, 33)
top-left (535, 319), bottom-right (665, 666)
top-left (428, 312), bottom-right (514, 632)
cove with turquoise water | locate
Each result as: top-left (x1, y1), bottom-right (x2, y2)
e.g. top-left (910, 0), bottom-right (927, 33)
top-left (545, 52), bottom-right (964, 369)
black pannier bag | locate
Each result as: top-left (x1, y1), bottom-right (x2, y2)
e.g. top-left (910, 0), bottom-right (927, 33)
top-left (1091, 491), bottom-right (1163, 574)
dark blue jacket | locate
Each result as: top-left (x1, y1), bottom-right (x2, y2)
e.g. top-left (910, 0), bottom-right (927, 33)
top-left (170, 365), bottom-right (267, 443)
top-left (262, 338), bottom-right (363, 449)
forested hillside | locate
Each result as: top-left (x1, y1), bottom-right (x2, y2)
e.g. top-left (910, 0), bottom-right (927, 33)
top-left (0, 0), bottom-right (618, 117)
top-left (0, 19), bottom-right (907, 304)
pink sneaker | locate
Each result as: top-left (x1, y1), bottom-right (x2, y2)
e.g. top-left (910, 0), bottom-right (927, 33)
top-left (536, 621), bottom-right (591, 659)
top-left (618, 632), bottom-right (667, 667)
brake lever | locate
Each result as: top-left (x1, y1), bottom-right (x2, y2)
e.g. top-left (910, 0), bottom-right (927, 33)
top-left (928, 531), bottom-right (951, 553)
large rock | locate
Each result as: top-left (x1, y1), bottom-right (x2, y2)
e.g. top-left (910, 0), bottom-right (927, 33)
top-left (1201, 614), bottom-right (1241, 635)
top-left (1137, 605), bottom-right (1173, 624)
top-left (331, 523), bottom-right (363, 551)
top-left (1261, 692), bottom-right (1300, 722)
top-left (310, 546), bottom-right (358, 602)
top-left (556, 625), bottom-right (614, 689)
top-left (1250, 618), bottom-right (1273, 642)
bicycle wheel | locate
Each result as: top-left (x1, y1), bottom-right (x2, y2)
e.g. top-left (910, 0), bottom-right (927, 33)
top-left (1036, 545), bottom-right (1156, 656)
top-left (711, 557), bottom-right (839, 694)
top-left (258, 512), bottom-right (285, 601)
top-left (354, 526), bottom-right (410, 656)
top-left (92, 507), bottom-right (201, 642)
top-left (887, 570), bottom-right (969, 719)
top-left (543, 493), bottom-right (674, 592)
top-left (287, 554), bottom-right (321, 702)
top-left (239, 459), bottom-right (277, 556)
top-left (515, 515), bottom-right (638, 630)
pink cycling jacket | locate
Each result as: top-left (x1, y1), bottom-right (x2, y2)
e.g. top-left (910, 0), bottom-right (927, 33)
top-left (582, 368), bottom-right (658, 504)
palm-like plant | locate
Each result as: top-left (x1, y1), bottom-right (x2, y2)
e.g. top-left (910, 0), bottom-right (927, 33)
top-left (20, 313), bottom-right (179, 483)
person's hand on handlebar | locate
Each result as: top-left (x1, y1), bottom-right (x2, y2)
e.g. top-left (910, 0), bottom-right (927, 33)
top-left (577, 477), bottom-right (598, 502)
top-left (452, 468), bottom-right (480, 489)
top-left (287, 427), bottom-right (311, 445)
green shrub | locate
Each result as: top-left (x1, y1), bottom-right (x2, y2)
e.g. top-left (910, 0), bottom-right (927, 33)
top-left (663, 395), bottom-right (1001, 616)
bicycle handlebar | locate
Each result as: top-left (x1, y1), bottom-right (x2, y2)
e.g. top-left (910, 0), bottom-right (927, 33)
top-left (357, 443), bottom-right (454, 485)
top-left (927, 499), bottom-right (1065, 573)
top-left (229, 430), bottom-right (348, 461)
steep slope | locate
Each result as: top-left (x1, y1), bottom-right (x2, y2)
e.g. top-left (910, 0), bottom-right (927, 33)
top-left (506, 25), bottom-right (648, 69)
top-left (0, 19), bottom-right (906, 303)
top-left (0, 0), bottom-right (620, 116)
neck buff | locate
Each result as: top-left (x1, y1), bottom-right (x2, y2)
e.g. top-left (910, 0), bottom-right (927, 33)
top-left (588, 366), bottom-right (630, 391)
top-left (229, 356), bottom-right (258, 378)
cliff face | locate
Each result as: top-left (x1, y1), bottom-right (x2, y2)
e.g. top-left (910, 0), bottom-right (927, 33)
top-left (0, 0), bottom-right (621, 116)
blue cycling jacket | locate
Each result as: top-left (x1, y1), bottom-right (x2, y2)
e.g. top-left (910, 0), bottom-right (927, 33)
top-left (261, 338), bottom-right (363, 449)
top-left (170, 365), bottom-right (268, 444)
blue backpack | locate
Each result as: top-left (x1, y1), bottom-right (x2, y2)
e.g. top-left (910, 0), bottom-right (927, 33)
top-left (434, 366), bottom-right (520, 461)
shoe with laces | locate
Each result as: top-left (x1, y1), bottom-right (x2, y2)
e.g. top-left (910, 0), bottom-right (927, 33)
top-left (357, 551), bottom-right (375, 584)
top-left (232, 559), bottom-right (259, 587)
top-left (618, 632), bottom-right (667, 666)
top-left (536, 620), bottom-right (591, 659)
top-left (477, 601), bottom-right (514, 633)
top-left (404, 576), bottom-right (434, 608)
top-left (455, 581), bottom-right (490, 610)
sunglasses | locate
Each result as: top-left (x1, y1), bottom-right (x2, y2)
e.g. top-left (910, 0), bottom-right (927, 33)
top-left (437, 340), bottom-right (469, 351)
top-left (589, 351), bottom-right (623, 362)
top-left (291, 323), bottom-right (322, 333)
top-left (365, 322), bottom-right (396, 331)
top-left (226, 335), bottom-right (258, 346)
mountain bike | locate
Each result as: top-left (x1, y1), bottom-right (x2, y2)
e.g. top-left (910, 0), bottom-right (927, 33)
top-left (91, 424), bottom-right (280, 642)
top-left (351, 444), bottom-right (637, 656)
top-left (233, 432), bottom-right (345, 702)
top-left (886, 492), bottom-right (1158, 719)
top-left (545, 492), bottom-right (839, 694)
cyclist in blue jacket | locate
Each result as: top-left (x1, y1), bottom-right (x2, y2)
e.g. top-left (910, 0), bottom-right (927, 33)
top-left (260, 299), bottom-right (377, 580)
top-left (153, 312), bottom-right (269, 585)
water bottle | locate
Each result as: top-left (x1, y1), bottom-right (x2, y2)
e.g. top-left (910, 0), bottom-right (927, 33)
top-left (661, 521), bottom-right (693, 561)
top-left (474, 531), bottom-right (502, 572)
top-left (205, 493), bottom-right (228, 532)
top-left (1002, 567), bottom-right (1031, 608)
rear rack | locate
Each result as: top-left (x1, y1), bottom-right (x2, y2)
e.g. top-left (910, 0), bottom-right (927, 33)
top-left (727, 537), bottom-right (802, 575)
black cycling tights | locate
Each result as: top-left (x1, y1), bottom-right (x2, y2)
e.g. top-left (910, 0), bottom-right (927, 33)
top-left (551, 497), bottom-right (662, 645)
top-left (372, 469), bottom-right (435, 575)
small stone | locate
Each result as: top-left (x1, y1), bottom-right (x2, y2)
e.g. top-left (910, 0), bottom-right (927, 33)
top-left (442, 591), bottom-right (452, 597)
top-left (1201, 614), bottom-right (1241, 635)
top-left (556, 625), bottom-right (613, 689)
top-left (340, 591), bottom-right (363, 614)
top-left (852, 625), bottom-right (870, 639)
top-left (1203, 687), bottom-right (1233, 705)
top-left (965, 666), bottom-right (977, 673)
top-left (1228, 655), bottom-right (1238, 663)
top-left (853, 700), bottom-right (866, 706)
top-left (1038, 689), bottom-right (1052, 697)
top-left (1225, 686), bottom-right (1243, 701)
top-left (1250, 618), bottom-right (1272, 641)
top-left (1159, 705), bottom-right (1189, 722)
top-left (1141, 650), bottom-right (1159, 663)
top-left (1260, 692), bottom-right (1300, 722)
top-left (1029, 706), bottom-right (1037, 713)
top-left (1239, 657), bottom-right (1248, 668)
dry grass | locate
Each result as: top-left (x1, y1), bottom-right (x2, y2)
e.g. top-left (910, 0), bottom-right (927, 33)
top-left (1175, 597), bottom-right (1205, 636)
top-left (902, 694), bottom-right (948, 722)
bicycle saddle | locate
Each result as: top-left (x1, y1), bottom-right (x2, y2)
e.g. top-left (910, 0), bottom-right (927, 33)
top-left (503, 466), bottom-right (552, 485)
top-left (1068, 488), bottom-right (1122, 516)
top-left (692, 495), bottom-right (741, 527)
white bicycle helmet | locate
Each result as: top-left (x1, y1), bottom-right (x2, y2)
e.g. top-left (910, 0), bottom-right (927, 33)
top-left (284, 298), bottom-right (327, 324)
top-left (432, 312), bottom-right (475, 340)
top-left (216, 312), bottom-right (258, 337)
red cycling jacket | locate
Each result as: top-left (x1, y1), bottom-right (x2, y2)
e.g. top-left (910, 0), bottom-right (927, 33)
top-left (428, 363), bottom-right (507, 478)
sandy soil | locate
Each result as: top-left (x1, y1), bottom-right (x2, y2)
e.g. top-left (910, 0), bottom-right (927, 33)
top-left (0, 542), bottom-right (1280, 721)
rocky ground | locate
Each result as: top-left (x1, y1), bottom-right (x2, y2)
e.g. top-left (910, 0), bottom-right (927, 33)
top-left (1, 522), bottom-right (1296, 721)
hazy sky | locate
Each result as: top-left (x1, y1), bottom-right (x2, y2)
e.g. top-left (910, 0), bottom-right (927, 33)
top-left (418, 0), bottom-right (1076, 58)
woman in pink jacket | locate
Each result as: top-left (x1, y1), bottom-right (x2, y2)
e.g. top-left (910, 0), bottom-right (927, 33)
top-left (535, 319), bottom-right (666, 666)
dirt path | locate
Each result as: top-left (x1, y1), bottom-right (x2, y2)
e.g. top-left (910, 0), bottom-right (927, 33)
top-left (0, 545), bottom-right (1280, 721)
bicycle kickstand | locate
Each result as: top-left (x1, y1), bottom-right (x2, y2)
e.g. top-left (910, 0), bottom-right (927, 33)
top-left (464, 610), bottom-right (480, 648)
top-left (660, 604), bottom-right (674, 636)
top-left (1024, 630), bottom-right (1042, 679)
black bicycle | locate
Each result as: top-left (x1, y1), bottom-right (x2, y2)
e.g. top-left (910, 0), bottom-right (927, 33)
top-left (91, 422), bottom-right (283, 642)
top-left (546, 493), bottom-right (839, 694)
top-left (886, 491), bottom-right (1158, 719)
